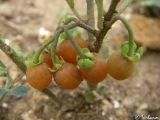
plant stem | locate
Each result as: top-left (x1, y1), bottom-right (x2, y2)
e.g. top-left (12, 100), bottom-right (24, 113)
top-left (86, 0), bottom-right (96, 50)
top-left (0, 37), bottom-right (26, 73)
top-left (66, 0), bottom-right (85, 21)
top-left (93, 0), bottom-right (120, 52)
top-left (0, 15), bottom-right (99, 103)
top-left (51, 28), bottom-right (62, 65)
top-left (42, 88), bottom-right (59, 104)
top-left (86, 0), bottom-right (97, 90)
top-left (116, 0), bottom-right (133, 16)
top-left (115, 16), bottom-right (134, 56)
top-left (4, 70), bottom-right (12, 88)
top-left (0, 92), bottom-right (8, 103)
top-left (0, 36), bottom-right (58, 103)
top-left (95, 0), bottom-right (104, 29)
top-left (33, 38), bottom-right (55, 64)
top-left (104, 0), bottom-right (120, 21)
top-left (63, 27), bottom-right (86, 58)
top-left (64, 17), bottom-right (98, 37)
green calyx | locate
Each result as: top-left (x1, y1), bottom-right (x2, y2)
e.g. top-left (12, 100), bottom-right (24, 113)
top-left (78, 58), bottom-right (94, 69)
top-left (77, 48), bottom-right (94, 69)
top-left (81, 48), bottom-right (94, 59)
top-left (48, 63), bottom-right (62, 73)
top-left (121, 41), bottom-right (144, 62)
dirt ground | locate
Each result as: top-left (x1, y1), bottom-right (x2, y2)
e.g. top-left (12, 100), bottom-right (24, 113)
top-left (0, 0), bottom-right (160, 120)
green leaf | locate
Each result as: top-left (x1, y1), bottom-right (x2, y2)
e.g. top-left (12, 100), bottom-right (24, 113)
top-left (84, 91), bottom-right (96, 103)
top-left (11, 85), bottom-right (28, 96)
top-left (0, 61), bottom-right (7, 76)
top-left (78, 59), bottom-right (94, 69)
top-left (140, 0), bottom-right (160, 7)
top-left (0, 88), bottom-right (8, 96)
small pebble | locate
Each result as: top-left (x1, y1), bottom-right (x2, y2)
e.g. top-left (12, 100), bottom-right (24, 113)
top-left (113, 100), bottom-right (120, 109)
top-left (102, 111), bottom-right (106, 116)
top-left (2, 102), bottom-right (9, 108)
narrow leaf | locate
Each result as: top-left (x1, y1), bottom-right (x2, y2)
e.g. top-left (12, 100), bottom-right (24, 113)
top-left (11, 85), bottom-right (28, 96)
top-left (0, 88), bottom-right (8, 96)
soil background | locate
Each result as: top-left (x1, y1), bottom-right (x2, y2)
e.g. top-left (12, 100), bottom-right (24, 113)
top-left (0, 0), bottom-right (160, 120)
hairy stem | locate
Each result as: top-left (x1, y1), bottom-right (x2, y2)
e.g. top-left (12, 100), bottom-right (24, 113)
top-left (66, 0), bottom-right (85, 21)
top-left (64, 17), bottom-right (98, 36)
top-left (104, 0), bottom-right (120, 21)
top-left (86, 0), bottom-right (96, 50)
top-left (95, 0), bottom-right (104, 29)
top-left (0, 37), bottom-right (58, 103)
top-left (94, 0), bottom-right (120, 52)
top-left (63, 27), bottom-right (86, 58)
top-left (86, 0), bottom-right (98, 90)
top-left (0, 37), bottom-right (26, 73)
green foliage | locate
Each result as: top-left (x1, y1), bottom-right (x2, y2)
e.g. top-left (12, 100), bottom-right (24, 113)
top-left (0, 88), bottom-right (8, 96)
top-left (11, 85), bottom-right (28, 96)
top-left (84, 91), bottom-right (96, 103)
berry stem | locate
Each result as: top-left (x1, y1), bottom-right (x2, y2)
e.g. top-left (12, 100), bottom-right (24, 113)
top-left (33, 38), bottom-right (55, 64)
top-left (115, 16), bottom-right (134, 56)
top-left (63, 27), bottom-right (86, 58)
top-left (50, 29), bottom-right (62, 64)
